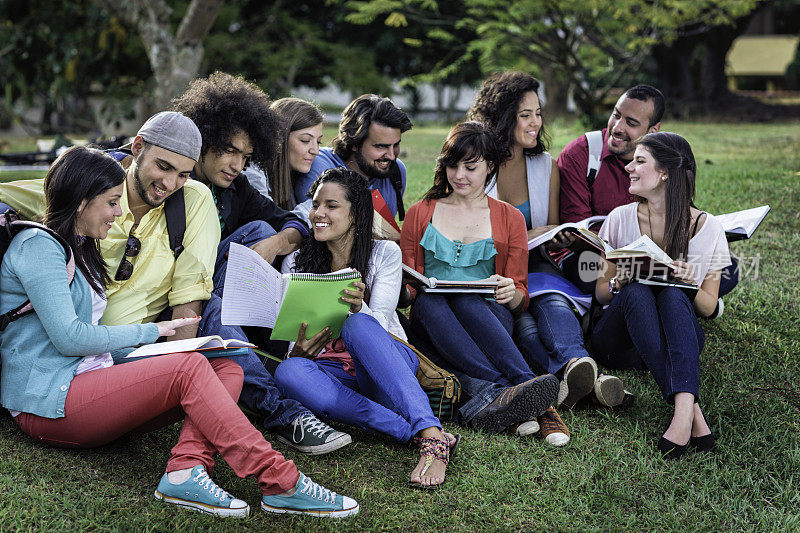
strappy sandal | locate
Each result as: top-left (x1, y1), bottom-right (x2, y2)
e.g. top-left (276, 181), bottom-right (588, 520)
top-left (409, 433), bottom-right (461, 490)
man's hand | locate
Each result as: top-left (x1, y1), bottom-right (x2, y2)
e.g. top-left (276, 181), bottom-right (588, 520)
top-left (527, 224), bottom-right (557, 240)
top-left (249, 228), bottom-right (303, 263)
top-left (169, 301), bottom-right (203, 340)
top-left (249, 235), bottom-right (283, 264)
top-left (546, 230), bottom-right (576, 251)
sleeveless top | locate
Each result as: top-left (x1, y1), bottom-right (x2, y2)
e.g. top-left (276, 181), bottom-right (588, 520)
top-left (420, 224), bottom-right (497, 281)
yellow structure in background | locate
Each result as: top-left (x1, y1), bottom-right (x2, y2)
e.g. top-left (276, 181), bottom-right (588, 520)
top-left (726, 35), bottom-right (800, 92)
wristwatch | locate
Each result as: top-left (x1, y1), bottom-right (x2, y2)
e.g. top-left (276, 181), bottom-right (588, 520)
top-left (609, 276), bottom-right (620, 295)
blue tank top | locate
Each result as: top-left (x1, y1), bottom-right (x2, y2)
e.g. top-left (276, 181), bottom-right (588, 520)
top-left (515, 199), bottom-right (532, 230)
top-left (420, 224), bottom-right (497, 281)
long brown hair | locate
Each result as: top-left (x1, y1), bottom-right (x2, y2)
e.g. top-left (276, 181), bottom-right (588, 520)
top-left (270, 97), bottom-right (324, 210)
top-left (293, 167), bottom-right (374, 282)
top-left (424, 121), bottom-right (503, 200)
top-left (636, 132), bottom-right (697, 260)
top-left (467, 71), bottom-right (551, 163)
top-left (43, 146), bottom-right (125, 293)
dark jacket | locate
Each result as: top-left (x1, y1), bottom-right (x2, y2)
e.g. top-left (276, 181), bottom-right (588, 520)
top-left (214, 174), bottom-right (309, 239)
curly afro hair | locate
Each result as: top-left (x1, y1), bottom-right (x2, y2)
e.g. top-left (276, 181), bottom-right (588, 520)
top-left (171, 71), bottom-right (281, 173)
top-left (467, 71), bottom-right (550, 163)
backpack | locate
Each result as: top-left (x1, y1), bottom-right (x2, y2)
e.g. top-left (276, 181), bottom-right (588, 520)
top-left (0, 210), bottom-right (76, 331)
top-left (585, 130), bottom-right (604, 188)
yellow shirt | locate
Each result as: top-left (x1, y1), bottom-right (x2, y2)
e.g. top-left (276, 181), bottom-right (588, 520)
top-left (0, 178), bottom-right (220, 325)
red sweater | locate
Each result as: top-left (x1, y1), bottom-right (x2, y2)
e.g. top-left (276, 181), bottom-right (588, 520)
top-left (399, 197), bottom-right (529, 312)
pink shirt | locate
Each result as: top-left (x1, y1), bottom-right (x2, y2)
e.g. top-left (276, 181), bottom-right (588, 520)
top-left (599, 202), bottom-right (732, 285)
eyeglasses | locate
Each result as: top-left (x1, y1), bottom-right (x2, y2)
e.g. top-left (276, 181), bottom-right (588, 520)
top-left (114, 233), bottom-right (141, 281)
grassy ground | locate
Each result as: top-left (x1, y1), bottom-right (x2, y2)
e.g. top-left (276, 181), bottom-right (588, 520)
top-left (1, 119), bottom-right (799, 531)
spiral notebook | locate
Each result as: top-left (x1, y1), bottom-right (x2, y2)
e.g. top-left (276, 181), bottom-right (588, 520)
top-left (221, 243), bottom-right (360, 341)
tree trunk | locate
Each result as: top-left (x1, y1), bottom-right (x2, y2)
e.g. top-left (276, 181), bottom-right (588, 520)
top-left (540, 65), bottom-right (568, 116)
top-left (699, 22), bottom-right (749, 102)
top-left (652, 37), bottom-right (700, 102)
top-left (92, 0), bottom-right (223, 110)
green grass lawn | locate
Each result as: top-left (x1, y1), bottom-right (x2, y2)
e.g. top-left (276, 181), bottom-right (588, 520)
top-left (1, 119), bottom-right (799, 531)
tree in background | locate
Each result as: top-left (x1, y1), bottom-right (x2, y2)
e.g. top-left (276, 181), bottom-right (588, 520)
top-left (91, 0), bottom-right (224, 110)
top-left (345, 0), bottom-right (766, 126)
top-left (0, 0), bottom-right (149, 132)
top-left (343, 0), bottom-right (483, 120)
top-left (203, 0), bottom-right (395, 100)
top-left (651, 0), bottom-right (800, 114)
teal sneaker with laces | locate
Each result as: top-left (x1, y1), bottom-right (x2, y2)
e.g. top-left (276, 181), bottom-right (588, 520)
top-left (261, 473), bottom-right (359, 518)
top-left (154, 465), bottom-right (249, 518)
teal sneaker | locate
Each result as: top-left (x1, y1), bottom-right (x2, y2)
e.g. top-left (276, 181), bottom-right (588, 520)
top-left (154, 465), bottom-right (249, 518)
top-left (261, 473), bottom-right (359, 518)
top-left (274, 412), bottom-right (352, 455)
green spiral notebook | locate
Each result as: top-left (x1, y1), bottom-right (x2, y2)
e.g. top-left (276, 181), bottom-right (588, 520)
top-left (221, 243), bottom-right (361, 341)
top-left (271, 270), bottom-right (361, 341)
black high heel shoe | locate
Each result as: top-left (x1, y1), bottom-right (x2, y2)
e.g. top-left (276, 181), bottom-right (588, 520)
top-left (690, 404), bottom-right (716, 453)
top-left (657, 436), bottom-right (689, 459)
top-left (689, 433), bottom-right (716, 452)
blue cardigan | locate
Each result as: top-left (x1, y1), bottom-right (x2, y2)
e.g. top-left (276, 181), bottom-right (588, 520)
top-left (0, 229), bottom-right (159, 418)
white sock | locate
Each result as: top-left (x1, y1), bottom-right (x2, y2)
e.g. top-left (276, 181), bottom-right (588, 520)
top-left (166, 467), bottom-right (193, 485)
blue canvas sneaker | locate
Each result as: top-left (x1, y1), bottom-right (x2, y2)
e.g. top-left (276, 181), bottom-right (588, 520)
top-left (154, 465), bottom-right (249, 517)
top-left (261, 473), bottom-right (359, 518)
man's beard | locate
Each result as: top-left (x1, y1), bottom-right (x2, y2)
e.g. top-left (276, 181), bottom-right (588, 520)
top-left (133, 162), bottom-right (167, 208)
top-left (354, 149), bottom-right (399, 183)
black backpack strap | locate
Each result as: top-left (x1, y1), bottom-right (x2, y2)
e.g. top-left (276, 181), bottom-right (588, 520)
top-left (164, 190), bottom-right (186, 259)
top-left (387, 163), bottom-right (405, 221)
top-left (691, 212), bottom-right (707, 237)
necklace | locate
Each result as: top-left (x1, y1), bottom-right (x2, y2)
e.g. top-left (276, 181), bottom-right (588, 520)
top-left (646, 203), bottom-right (653, 239)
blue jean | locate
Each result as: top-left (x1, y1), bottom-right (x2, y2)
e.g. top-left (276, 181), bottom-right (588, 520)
top-left (202, 220), bottom-right (304, 430)
top-left (719, 257), bottom-right (739, 297)
top-left (515, 293), bottom-right (589, 376)
top-left (591, 283), bottom-right (705, 402)
top-left (411, 293), bottom-right (535, 387)
top-left (405, 316), bottom-right (507, 427)
top-left (213, 220), bottom-right (277, 295)
top-left (199, 294), bottom-right (307, 429)
top-left (273, 313), bottom-right (441, 442)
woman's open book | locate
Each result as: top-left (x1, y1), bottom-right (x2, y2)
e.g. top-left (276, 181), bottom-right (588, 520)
top-left (125, 335), bottom-right (255, 359)
top-left (402, 264), bottom-right (498, 294)
top-left (527, 215), bottom-right (607, 251)
top-left (605, 235), bottom-right (697, 291)
top-left (715, 205), bottom-right (770, 242)
top-left (221, 243), bottom-right (359, 341)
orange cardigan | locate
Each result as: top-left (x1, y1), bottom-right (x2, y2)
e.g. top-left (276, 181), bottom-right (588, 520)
top-left (399, 196), bottom-right (529, 312)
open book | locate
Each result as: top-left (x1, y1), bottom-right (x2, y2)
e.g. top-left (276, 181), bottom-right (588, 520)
top-left (605, 235), bottom-right (696, 291)
top-left (125, 335), bottom-right (254, 359)
top-left (402, 264), bottom-right (498, 294)
top-left (221, 243), bottom-right (359, 341)
top-left (715, 205), bottom-right (770, 242)
top-left (527, 215), bottom-right (607, 251)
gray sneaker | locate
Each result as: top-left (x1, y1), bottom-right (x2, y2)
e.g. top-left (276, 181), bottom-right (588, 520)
top-left (274, 413), bottom-right (352, 455)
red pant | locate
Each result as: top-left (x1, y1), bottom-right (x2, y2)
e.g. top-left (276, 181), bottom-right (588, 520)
top-left (15, 353), bottom-right (299, 495)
